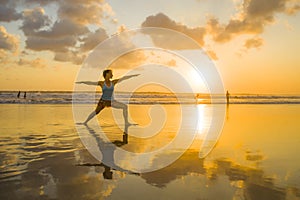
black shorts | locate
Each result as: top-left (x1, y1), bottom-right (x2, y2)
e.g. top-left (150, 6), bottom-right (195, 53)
top-left (97, 99), bottom-right (112, 107)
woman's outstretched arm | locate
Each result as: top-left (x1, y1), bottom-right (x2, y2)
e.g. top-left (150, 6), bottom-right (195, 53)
top-left (112, 74), bottom-right (140, 85)
top-left (75, 81), bottom-right (102, 86)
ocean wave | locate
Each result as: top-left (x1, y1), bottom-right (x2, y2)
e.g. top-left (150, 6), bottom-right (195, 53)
top-left (1, 92), bottom-right (300, 104)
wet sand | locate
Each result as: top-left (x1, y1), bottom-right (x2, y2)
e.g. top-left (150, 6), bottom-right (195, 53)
top-left (0, 104), bottom-right (299, 199)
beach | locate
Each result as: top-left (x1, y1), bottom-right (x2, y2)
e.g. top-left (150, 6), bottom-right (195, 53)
top-left (0, 103), bottom-right (300, 200)
top-left (1, 0), bottom-right (300, 199)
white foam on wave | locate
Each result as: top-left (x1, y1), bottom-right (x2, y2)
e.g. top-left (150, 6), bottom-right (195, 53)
top-left (1, 92), bottom-right (300, 104)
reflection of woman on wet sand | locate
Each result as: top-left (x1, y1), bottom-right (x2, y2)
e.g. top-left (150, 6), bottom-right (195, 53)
top-left (76, 69), bottom-right (139, 127)
top-left (79, 125), bottom-right (138, 179)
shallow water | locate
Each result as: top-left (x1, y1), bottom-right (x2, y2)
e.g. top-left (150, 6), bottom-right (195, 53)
top-left (0, 104), bottom-right (299, 199)
top-left (1, 91), bottom-right (300, 104)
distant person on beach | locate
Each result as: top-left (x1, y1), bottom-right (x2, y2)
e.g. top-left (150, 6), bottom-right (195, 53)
top-left (76, 69), bottom-right (139, 126)
top-left (17, 91), bottom-right (21, 98)
top-left (24, 92), bottom-right (26, 99)
top-left (226, 90), bottom-right (230, 104)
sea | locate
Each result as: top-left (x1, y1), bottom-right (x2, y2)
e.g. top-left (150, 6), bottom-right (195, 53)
top-left (1, 91), bottom-right (300, 199)
top-left (1, 91), bottom-right (300, 104)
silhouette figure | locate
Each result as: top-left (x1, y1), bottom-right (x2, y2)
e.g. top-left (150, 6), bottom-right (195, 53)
top-left (24, 92), bottom-right (27, 99)
top-left (102, 165), bottom-right (113, 179)
top-left (226, 102), bottom-right (230, 120)
top-left (17, 91), bottom-right (21, 98)
top-left (226, 90), bottom-right (230, 104)
top-left (76, 69), bottom-right (139, 132)
top-left (80, 124), bottom-right (137, 180)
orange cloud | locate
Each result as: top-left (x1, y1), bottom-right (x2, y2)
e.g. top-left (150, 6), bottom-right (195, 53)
top-left (166, 59), bottom-right (177, 67)
top-left (2, 0), bottom-right (299, 67)
top-left (141, 13), bottom-right (206, 49)
top-left (109, 49), bottom-right (148, 69)
top-left (0, 26), bottom-right (19, 53)
top-left (206, 50), bottom-right (218, 61)
top-left (19, 5), bottom-right (110, 65)
top-left (285, 4), bottom-right (300, 15)
top-left (140, 0), bottom-right (300, 60)
top-left (14, 0), bottom-right (114, 65)
top-left (79, 28), bottom-right (108, 52)
top-left (21, 7), bottom-right (51, 36)
top-left (21, 8), bottom-right (88, 52)
top-left (25, 0), bottom-right (113, 25)
top-left (82, 30), bottom-right (149, 69)
top-left (207, 0), bottom-right (300, 43)
top-left (57, 0), bottom-right (111, 25)
top-left (244, 37), bottom-right (264, 49)
top-left (18, 58), bottom-right (47, 68)
top-left (54, 51), bottom-right (86, 65)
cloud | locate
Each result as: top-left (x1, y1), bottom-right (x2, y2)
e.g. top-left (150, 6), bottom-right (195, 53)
top-left (244, 37), bottom-right (264, 49)
top-left (246, 0), bottom-right (286, 17)
top-left (207, 16), bottom-right (266, 43)
top-left (20, 7), bottom-right (107, 65)
top-left (17, 1), bottom-right (115, 65)
top-left (7, 0), bottom-right (299, 67)
top-left (57, 0), bottom-right (110, 25)
top-left (166, 59), bottom-right (177, 66)
top-left (79, 28), bottom-right (108, 52)
top-left (25, 36), bottom-right (77, 52)
top-left (0, 26), bottom-right (19, 53)
top-left (108, 49), bottom-right (148, 69)
top-left (145, 50), bottom-right (179, 66)
top-left (139, 1), bottom-right (300, 57)
top-left (36, 19), bottom-right (90, 38)
top-left (141, 13), bottom-right (206, 49)
top-left (0, 0), bottom-right (22, 22)
top-left (285, 3), bottom-right (300, 15)
top-left (0, 49), bottom-right (7, 60)
top-left (18, 58), bottom-right (47, 68)
top-left (21, 7), bottom-right (51, 36)
top-left (54, 51), bottom-right (86, 65)
top-left (23, 18), bottom-right (90, 52)
top-left (85, 31), bottom-right (181, 69)
top-left (206, 50), bottom-right (218, 60)
top-left (20, 9), bottom-right (81, 52)
top-left (24, 0), bottom-right (57, 6)
top-left (207, 0), bottom-right (300, 43)
top-left (117, 25), bottom-right (127, 33)
top-left (26, 0), bottom-right (113, 25)
top-left (84, 31), bottom-right (149, 69)
top-left (21, 8), bottom-right (89, 38)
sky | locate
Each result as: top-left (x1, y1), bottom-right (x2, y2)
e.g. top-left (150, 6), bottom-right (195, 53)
top-left (0, 0), bottom-right (300, 94)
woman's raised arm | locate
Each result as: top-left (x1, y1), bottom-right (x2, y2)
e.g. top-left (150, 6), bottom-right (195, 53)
top-left (112, 74), bottom-right (140, 85)
top-left (75, 81), bottom-right (102, 86)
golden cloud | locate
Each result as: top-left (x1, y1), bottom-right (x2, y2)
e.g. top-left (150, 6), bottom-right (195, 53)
top-left (207, 0), bottom-right (300, 43)
top-left (244, 37), bottom-right (264, 49)
top-left (0, 26), bottom-right (19, 53)
top-left (141, 13), bottom-right (206, 49)
top-left (18, 58), bottom-right (47, 68)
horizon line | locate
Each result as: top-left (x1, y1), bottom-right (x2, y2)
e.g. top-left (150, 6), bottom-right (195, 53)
top-left (1, 90), bottom-right (300, 95)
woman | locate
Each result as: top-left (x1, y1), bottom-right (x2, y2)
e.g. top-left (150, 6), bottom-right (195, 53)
top-left (76, 69), bottom-right (139, 125)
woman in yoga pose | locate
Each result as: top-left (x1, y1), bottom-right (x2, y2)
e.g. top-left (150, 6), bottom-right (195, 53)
top-left (76, 69), bottom-right (139, 125)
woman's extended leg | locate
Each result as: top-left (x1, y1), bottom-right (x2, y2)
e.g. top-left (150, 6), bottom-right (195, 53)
top-left (111, 101), bottom-right (129, 124)
top-left (83, 103), bottom-right (105, 124)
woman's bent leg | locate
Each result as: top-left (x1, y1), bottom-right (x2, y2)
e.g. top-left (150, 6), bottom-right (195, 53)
top-left (84, 104), bottom-right (105, 124)
top-left (111, 101), bottom-right (129, 124)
